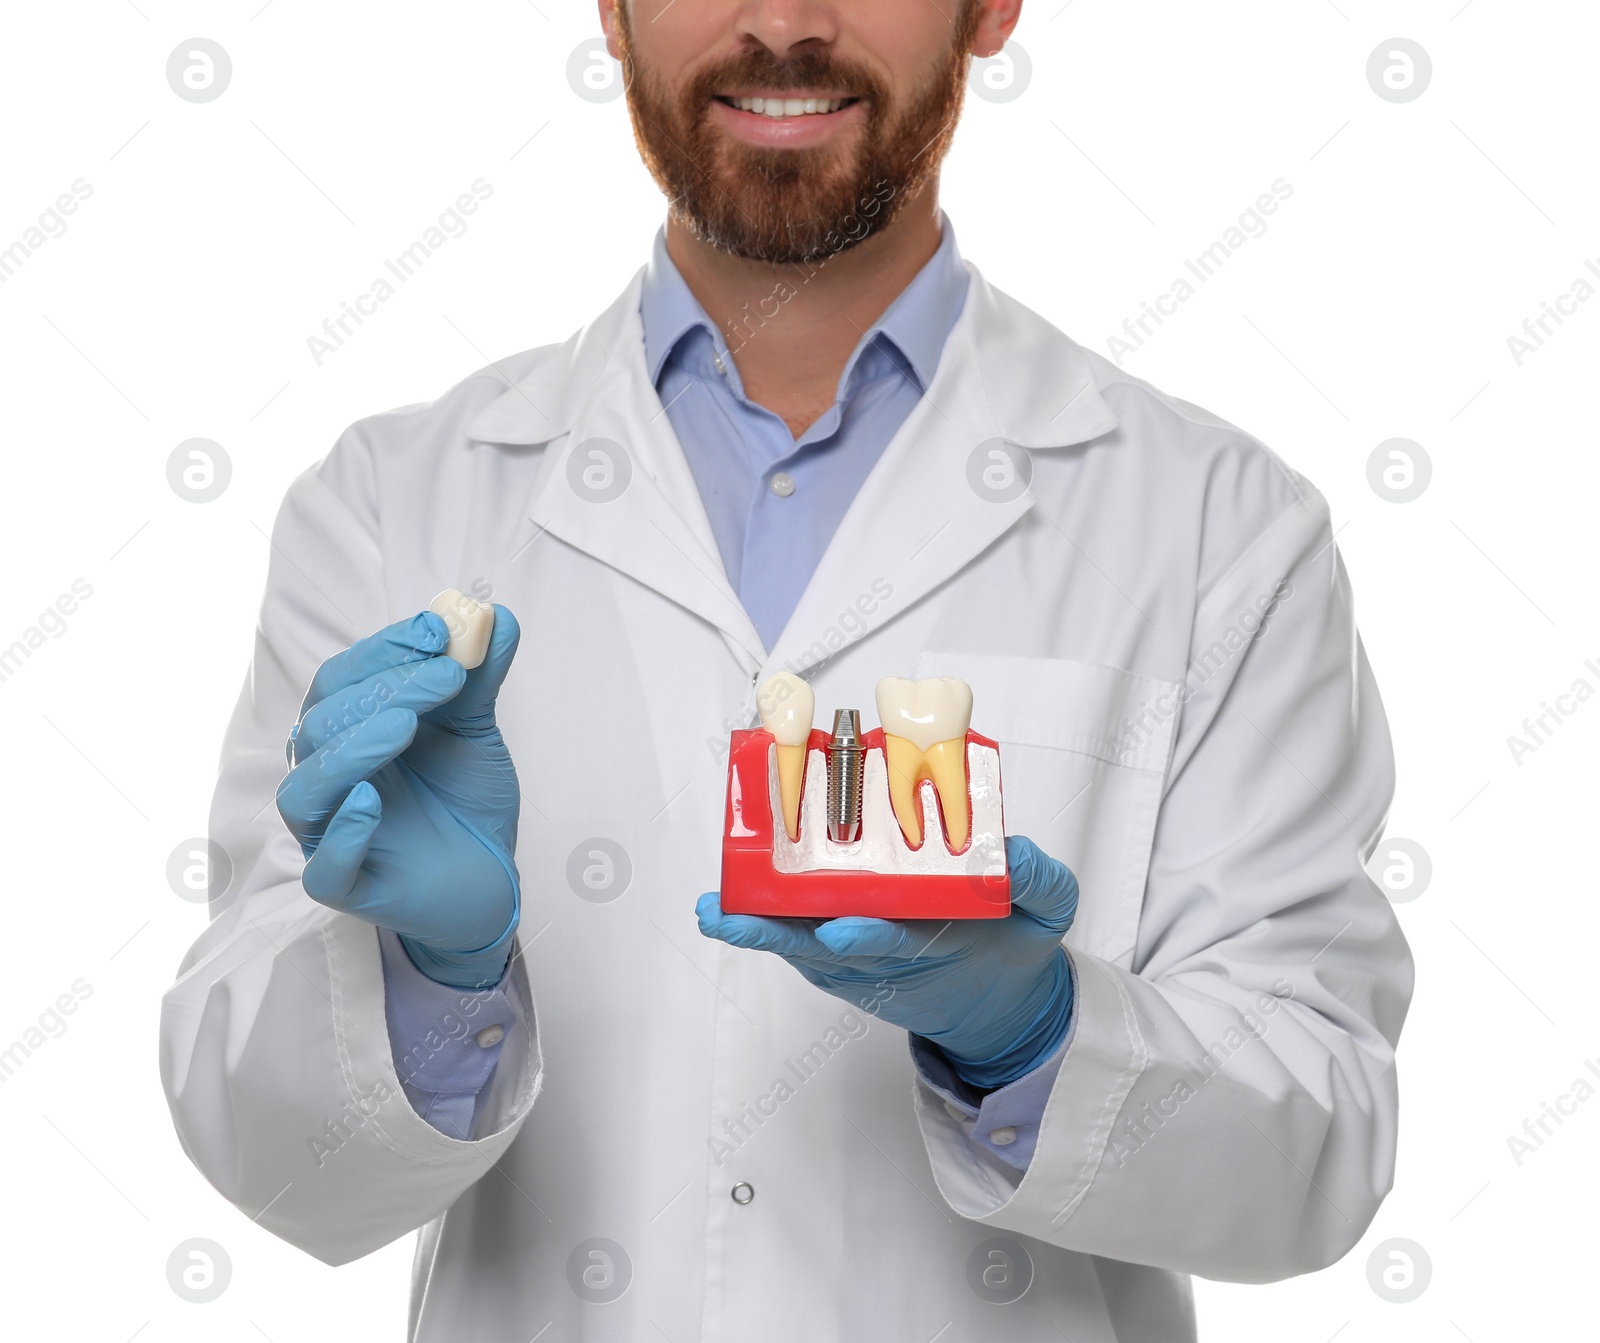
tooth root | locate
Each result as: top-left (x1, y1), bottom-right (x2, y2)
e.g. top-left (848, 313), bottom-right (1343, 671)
top-left (923, 738), bottom-right (970, 850)
top-left (883, 734), bottom-right (926, 849)
top-left (882, 735), bottom-right (971, 851)
top-left (775, 743), bottom-right (805, 842)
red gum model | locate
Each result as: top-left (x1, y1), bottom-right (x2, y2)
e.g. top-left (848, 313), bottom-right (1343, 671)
top-left (720, 726), bottom-right (1012, 919)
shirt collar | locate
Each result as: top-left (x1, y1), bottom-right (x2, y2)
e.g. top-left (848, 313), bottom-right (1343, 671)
top-left (639, 212), bottom-right (969, 395)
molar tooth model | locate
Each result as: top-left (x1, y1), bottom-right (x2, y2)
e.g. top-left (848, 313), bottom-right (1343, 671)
top-left (721, 676), bottom-right (1011, 920)
top-left (429, 588), bottom-right (494, 669)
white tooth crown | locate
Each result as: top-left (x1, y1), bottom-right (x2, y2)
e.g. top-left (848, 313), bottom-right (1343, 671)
top-left (876, 678), bottom-right (973, 750)
top-left (429, 588), bottom-right (494, 670)
top-left (731, 96), bottom-right (848, 118)
top-left (757, 672), bottom-right (814, 746)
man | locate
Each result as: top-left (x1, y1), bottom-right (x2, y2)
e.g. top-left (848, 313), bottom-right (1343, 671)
top-left (161, 1), bottom-right (1414, 1338)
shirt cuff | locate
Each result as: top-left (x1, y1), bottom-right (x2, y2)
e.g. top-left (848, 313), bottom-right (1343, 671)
top-left (378, 926), bottom-right (516, 1140)
top-left (907, 959), bottom-right (1080, 1172)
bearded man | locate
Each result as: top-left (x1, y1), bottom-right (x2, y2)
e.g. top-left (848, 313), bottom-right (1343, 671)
top-left (162, 3), bottom-right (1413, 1339)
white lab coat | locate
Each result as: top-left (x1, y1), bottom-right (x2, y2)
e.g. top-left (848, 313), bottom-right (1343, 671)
top-left (161, 259), bottom-right (1413, 1341)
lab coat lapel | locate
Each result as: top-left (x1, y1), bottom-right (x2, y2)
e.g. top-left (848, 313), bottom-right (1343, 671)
top-left (467, 271), bottom-right (767, 668)
top-left (762, 265), bottom-right (1121, 678)
top-left (530, 369), bottom-right (768, 668)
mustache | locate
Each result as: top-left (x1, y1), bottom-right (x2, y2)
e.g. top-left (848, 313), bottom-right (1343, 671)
top-left (687, 49), bottom-right (882, 105)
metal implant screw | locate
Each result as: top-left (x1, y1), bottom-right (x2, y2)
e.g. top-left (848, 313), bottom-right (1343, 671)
top-left (826, 709), bottom-right (865, 844)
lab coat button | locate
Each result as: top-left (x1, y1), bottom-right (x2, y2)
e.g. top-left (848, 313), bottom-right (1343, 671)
top-left (730, 1182), bottom-right (755, 1205)
top-left (475, 1025), bottom-right (505, 1048)
top-left (988, 1126), bottom-right (1017, 1146)
top-left (770, 472), bottom-right (796, 498)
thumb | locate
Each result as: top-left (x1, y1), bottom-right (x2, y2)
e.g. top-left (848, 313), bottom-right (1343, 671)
top-left (1005, 834), bottom-right (1080, 934)
top-left (441, 604), bottom-right (521, 729)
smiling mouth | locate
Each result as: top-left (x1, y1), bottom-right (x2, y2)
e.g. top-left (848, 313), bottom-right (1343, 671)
top-left (715, 95), bottom-right (862, 119)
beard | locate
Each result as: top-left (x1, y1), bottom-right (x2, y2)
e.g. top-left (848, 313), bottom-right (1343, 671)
top-left (614, 6), bottom-right (981, 265)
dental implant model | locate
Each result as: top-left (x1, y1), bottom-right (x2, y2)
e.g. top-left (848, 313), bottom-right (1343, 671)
top-left (721, 675), bottom-right (1011, 920)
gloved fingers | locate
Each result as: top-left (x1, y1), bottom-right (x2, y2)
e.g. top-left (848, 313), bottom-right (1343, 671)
top-left (299, 612), bottom-right (450, 718)
top-left (695, 893), bottom-right (843, 964)
top-left (1005, 834), bottom-right (1080, 934)
top-left (295, 656), bottom-right (465, 758)
top-left (276, 708), bottom-right (419, 845)
top-left (813, 916), bottom-right (973, 962)
top-left (814, 917), bottom-right (915, 959)
top-left (433, 605), bottom-right (521, 733)
top-left (301, 781), bottom-right (382, 904)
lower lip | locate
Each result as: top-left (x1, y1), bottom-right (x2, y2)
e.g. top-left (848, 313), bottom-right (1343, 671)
top-left (709, 98), bottom-right (866, 149)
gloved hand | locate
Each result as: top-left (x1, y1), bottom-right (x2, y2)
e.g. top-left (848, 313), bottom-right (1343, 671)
top-left (275, 607), bottom-right (523, 989)
top-left (697, 835), bottom-right (1078, 1089)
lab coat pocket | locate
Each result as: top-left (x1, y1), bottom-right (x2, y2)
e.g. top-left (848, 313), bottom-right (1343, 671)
top-left (914, 651), bottom-right (1181, 970)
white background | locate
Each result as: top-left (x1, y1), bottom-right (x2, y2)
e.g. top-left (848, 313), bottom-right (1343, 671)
top-left (1, 1), bottom-right (1594, 1338)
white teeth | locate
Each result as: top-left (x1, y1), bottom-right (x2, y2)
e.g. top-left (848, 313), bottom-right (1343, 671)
top-left (876, 677), bottom-right (973, 751)
top-left (758, 673), bottom-right (814, 842)
top-left (758, 672), bottom-right (814, 746)
top-left (429, 588), bottom-right (494, 670)
top-left (730, 96), bottom-right (846, 117)
top-left (875, 678), bottom-right (974, 851)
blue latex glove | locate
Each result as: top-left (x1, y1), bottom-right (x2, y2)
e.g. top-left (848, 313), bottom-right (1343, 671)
top-left (275, 607), bottom-right (523, 989)
top-left (697, 835), bottom-right (1079, 1089)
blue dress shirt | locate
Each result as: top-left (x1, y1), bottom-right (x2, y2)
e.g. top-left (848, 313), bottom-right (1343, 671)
top-left (642, 216), bottom-right (968, 649)
top-left (378, 928), bottom-right (515, 1140)
top-left (382, 215), bottom-right (1071, 1162)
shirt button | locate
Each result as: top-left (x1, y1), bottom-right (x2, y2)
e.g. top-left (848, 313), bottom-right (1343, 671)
top-left (713, 352), bottom-right (728, 376)
top-left (770, 472), bottom-right (796, 498)
top-left (988, 1126), bottom-right (1017, 1146)
top-left (475, 1025), bottom-right (505, 1049)
top-left (944, 1100), bottom-right (969, 1122)
top-left (730, 1181), bottom-right (755, 1205)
